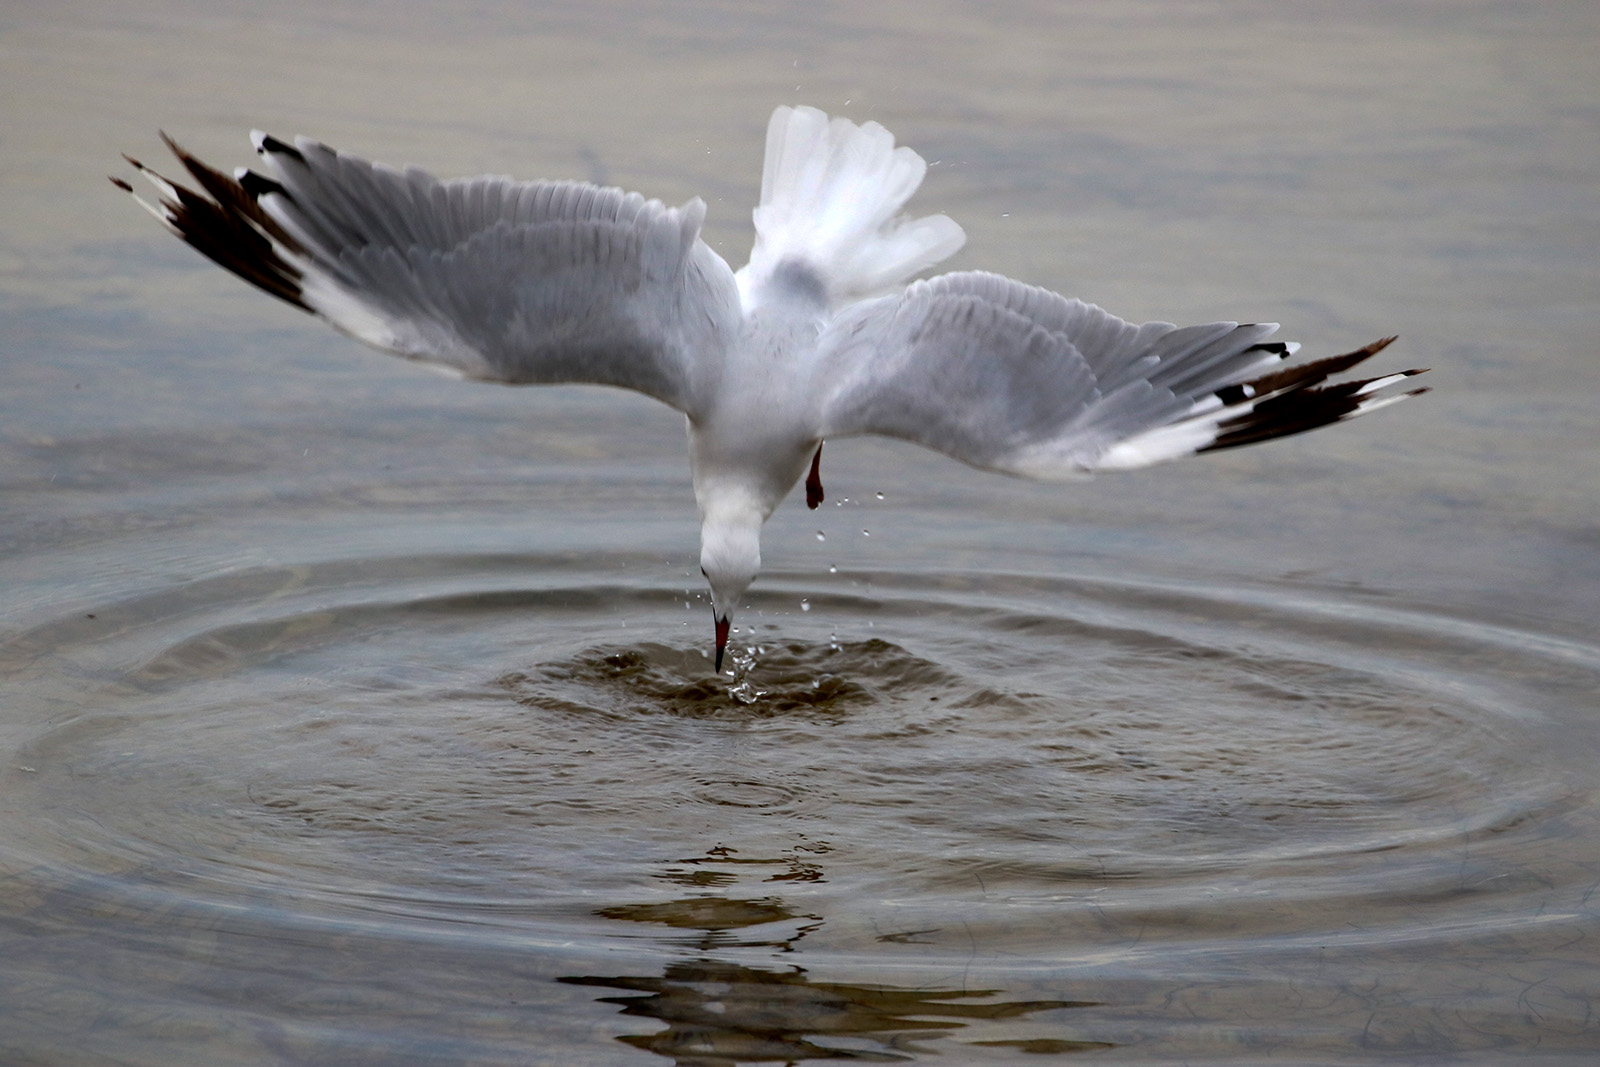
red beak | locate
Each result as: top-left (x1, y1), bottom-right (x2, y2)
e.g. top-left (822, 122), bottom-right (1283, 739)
top-left (714, 615), bottom-right (730, 673)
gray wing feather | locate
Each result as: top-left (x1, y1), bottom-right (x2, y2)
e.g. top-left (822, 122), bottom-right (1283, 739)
top-left (259, 136), bottom-right (741, 412)
top-left (135, 132), bottom-right (741, 415)
top-left (816, 271), bottom-right (1285, 477)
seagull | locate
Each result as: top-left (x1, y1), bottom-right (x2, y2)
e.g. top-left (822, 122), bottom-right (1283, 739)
top-left (114, 105), bottom-right (1425, 672)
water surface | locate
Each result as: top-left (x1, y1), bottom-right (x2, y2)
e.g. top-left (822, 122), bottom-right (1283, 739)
top-left (3, 1), bottom-right (1598, 1063)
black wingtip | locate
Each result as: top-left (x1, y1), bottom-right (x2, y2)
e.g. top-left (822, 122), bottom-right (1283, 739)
top-left (109, 176), bottom-right (133, 192)
top-left (118, 132), bottom-right (313, 312)
top-left (1198, 338), bottom-right (1425, 453)
top-left (238, 170), bottom-right (290, 200)
top-left (256, 133), bottom-right (305, 164)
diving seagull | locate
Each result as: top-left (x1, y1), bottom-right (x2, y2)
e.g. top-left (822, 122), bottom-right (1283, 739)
top-left (114, 105), bottom-right (1426, 672)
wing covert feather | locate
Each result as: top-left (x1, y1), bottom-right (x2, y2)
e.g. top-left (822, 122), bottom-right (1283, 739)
top-left (816, 271), bottom-right (1290, 477)
top-left (125, 133), bottom-right (741, 415)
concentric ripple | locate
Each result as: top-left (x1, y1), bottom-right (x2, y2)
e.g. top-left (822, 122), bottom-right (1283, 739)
top-left (4, 552), bottom-right (1598, 1061)
top-left (5, 556), bottom-right (1587, 912)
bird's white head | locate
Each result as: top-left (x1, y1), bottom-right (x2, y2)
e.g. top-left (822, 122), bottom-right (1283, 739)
top-left (699, 508), bottom-right (762, 672)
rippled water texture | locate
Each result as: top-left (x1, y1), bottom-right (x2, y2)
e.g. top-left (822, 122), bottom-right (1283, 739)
top-left (6, 556), bottom-right (1600, 1062)
top-left (5, 1), bottom-right (1600, 1063)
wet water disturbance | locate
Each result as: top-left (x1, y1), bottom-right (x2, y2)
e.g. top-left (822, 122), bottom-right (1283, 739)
top-left (4, 1), bottom-right (1599, 1063)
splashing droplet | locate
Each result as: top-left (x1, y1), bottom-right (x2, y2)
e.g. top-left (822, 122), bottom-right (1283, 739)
top-left (723, 643), bottom-right (765, 702)
top-left (861, 529), bottom-right (870, 537)
top-left (800, 600), bottom-right (811, 612)
top-left (816, 531), bottom-right (826, 541)
top-left (876, 491), bottom-right (885, 500)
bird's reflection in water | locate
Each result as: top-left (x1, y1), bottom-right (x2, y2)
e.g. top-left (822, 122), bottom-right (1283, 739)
top-left (563, 958), bottom-right (1104, 1063)
top-left (596, 896), bottom-right (825, 953)
top-left (564, 848), bottom-right (1110, 1063)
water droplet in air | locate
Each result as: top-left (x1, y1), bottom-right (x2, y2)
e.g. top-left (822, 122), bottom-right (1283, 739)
top-left (816, 531), bottom-right (825, 541)
top-left (875, 491), bottom-right (884, 500)
top-left (829, 565), bottom-right (837, 573)
top-left (801, 600), bottom-right (811, 612)
top-left (861, 529), bottom-right (870, 537)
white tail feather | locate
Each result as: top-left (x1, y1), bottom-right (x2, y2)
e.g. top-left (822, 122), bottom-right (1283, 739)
top-left (739, 106), bottom-right (965, 308)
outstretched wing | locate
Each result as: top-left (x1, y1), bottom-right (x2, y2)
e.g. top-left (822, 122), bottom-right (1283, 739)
top-left (114, 132), bottom-right (742, 416)
top-left (816, 271), bottom-right (1424, 479)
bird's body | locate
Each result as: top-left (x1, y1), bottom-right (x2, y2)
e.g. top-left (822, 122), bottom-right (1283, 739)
top-left (116, 106), bottom-right (1424, 669)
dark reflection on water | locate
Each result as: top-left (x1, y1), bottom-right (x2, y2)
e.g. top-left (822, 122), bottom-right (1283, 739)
top-left (654, 843), bottom-right (832, 892)
top-left (568, 886), bottom-right (1105, 1064)
top-left (564, 959), bottom-right (1105, 1064)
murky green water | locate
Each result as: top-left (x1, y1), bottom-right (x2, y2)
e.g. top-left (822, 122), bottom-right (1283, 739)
top-left (3, 1), bottom-right (1598, 1063)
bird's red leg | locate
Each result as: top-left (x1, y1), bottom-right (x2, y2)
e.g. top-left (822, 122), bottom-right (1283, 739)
top-left (805, 442), bottom-right (825, 510)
